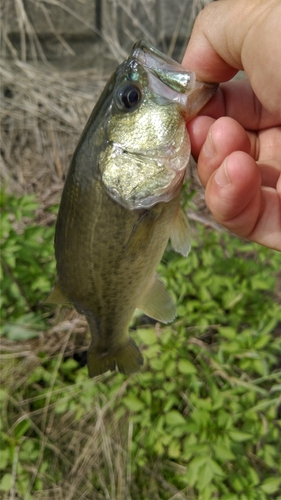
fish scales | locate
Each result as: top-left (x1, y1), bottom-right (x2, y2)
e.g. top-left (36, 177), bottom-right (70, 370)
top-left (55, 176), bottom-right (180, 339)
top-left (48, 40), bottom-right (218, 377)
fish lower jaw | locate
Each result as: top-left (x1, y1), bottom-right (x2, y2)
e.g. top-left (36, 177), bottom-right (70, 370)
top-left (105, 164), bottom-right (187, 211)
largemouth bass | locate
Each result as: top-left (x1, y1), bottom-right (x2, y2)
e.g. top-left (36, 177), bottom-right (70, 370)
top-left (49, 40), bottom-right (217, 377)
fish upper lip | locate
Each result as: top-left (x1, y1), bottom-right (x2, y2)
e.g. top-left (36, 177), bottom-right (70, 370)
top-left (132, 39), bottom-right (183, 69)
top-left (129, 42), bottom-right (218, 107)
top-left (131, 47), bottom-right (195, 94)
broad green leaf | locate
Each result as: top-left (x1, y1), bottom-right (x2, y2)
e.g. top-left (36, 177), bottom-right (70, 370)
top-left (186, 456), bottom-right (207, 486)
top-left (122, 395), bottom-right (144, 412)
top-left (165, 410), bottom-right (186, 426)
top-left (136, 328), bottom-right (157, 345)
top-left (14, 419), bottom-right (31, 439)
top-left (178, 359), bottom-right (197, 375)
top-left (60, 358), bottom-right (79, 374)
top-left (229, 431), bottom-right (253, 442)
top-left (248, 466), bottom-right (260, 486)
top-left (212, 444), bottom-right (235, 461)
top-left (0, 389), bottom-right (8, 401)
top-left (0, 449), bottom-right (9, 470)
top-left (260, 477), bottom-right (281, 494)
top-left (254, 334), bottom-right (271, 349)
top-left (251, 277), bottom-right (272, 290)
top-left (3, 323), bottom-right (41, 341)
top-left (55, 400), bottom-right (69, 414)
top-left (223, 291), bottom-right (243, 309)
top-left (218, 327), bottom-right (237, 340)
top-left (168, 440), bottom-right (181, 459)
top-left (154, 440), bottom-right (164, 456)
top-left (209, 458), bottom-right (224, 476)
top-left (0, 473), bottom-right (12, 491)
top-left (149, 358), bottom-right (164, 370)
top-left (198, 461), bottom-right (214, 490)
top-left (163, 395), bottom-right (179, 413)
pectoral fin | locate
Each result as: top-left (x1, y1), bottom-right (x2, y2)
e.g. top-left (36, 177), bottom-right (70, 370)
top-left (126, 210), bottom-right (157, 256)
top-left (170, 207), bottom-right (191, 257)
top-left (45, 282), bottom-right (71, 306)
top-left (138, 275), bottom-right (176, 323)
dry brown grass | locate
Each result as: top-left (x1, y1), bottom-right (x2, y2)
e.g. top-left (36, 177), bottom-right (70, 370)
top-left (1, 348), bottom-right (131, 499)
top-left (0, 0), bottom-right (211, 197)
top-left (0, 58), bottom-right (109, 200)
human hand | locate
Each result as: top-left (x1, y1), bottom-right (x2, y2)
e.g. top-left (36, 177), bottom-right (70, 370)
top-left (183, 0), bottom-right (281, 251)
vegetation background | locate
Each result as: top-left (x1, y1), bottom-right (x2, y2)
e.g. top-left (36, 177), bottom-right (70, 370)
top-left (1, 0), bottom-right (281, 499)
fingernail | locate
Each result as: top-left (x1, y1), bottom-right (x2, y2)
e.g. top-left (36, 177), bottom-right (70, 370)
top-left (215, 159), bottom-right (231, 187)
top-left (203, 130), bottom-right (216, 158)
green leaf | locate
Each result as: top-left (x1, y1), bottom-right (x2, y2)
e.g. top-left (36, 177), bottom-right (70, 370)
top-left (0, 473), bottom-right (13, 491)
top-left (212, 444), bottom-right (235, 461)
top-left (251, 277), bottom-right (271, 290)
top-left (178, 359), bottom-right (197, 375)
top-left (136, 328), bottom-right (157, 345)
top-left (3, 323), bottom-right (41, 341)
top-left (186, 456), bottom-right (209, 486)
top-left (254, 334), bottom-right (271, 349)
top-left (149, 358), bottom-right (164, 370)
top-left (14, 419), bottom-right (31, 439)
top-left (260, 477), bottom-right (281, 494)
top-left (198, 460), bottom-right (214, 490)
top-left (0, 449), bottom-right (10, 470)
top-left (209, 458), bottom-right (224, 476)
top-left (60, 358), bottom-right (79, 374)
top-left (165, 410), bottom-right (186, 426)
top-left (0, 389), bottom-right (8, 402)
top-left (55, 400), bottom-right (69, 414)
top-left (163, 395), bottom-right (179, 413)
top-left (122, 395), bottom-right (144, 412)
top-left (168, 440), bottom-right (181, 458)
top-left (248, 466), bottom-right (260, 487)
top-left (229, 431), bottom-right (253, 442)
top-left (218, 327), bottom-right (237, 340)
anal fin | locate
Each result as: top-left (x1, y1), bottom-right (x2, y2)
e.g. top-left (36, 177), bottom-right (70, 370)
top-left (45, 282), bottom-right (71, 306)
top-left (138, 275), bottom-right (176, 323)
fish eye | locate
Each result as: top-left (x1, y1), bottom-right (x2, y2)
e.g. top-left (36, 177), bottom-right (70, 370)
top-left (117, 84), bottom-right (142, 111)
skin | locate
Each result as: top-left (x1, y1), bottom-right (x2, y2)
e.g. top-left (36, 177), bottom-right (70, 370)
top-left (182, 0), bottom-right (281, 251)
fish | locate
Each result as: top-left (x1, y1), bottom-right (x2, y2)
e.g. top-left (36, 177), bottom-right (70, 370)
top-left (48, 40), bottom-right (218, 378)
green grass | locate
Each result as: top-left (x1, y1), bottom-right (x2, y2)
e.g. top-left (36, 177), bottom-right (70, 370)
top-left (1, 190), bottom-right (281, 500)
top-left (0, 189), bottom-right (56, 339)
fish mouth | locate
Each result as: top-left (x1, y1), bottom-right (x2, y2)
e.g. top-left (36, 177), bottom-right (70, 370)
top-left (131, 39), bottom-right (218, 119)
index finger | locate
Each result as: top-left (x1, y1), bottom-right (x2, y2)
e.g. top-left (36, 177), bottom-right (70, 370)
top-left (182, 1), bottom-right (242, 83)
top-left (201, 79), bottom-right (280, 131)
top-left (182, 0), bottom-right (281, 120)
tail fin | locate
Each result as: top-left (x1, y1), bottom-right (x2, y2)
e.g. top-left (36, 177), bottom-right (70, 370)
top-left (87, 337), bottom-right (143, 378)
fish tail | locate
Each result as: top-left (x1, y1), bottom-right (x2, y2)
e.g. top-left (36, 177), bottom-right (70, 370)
top-left (87, 337), bottom-right (143, 378)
